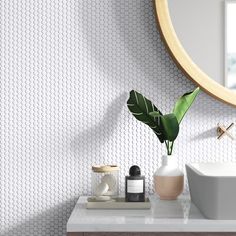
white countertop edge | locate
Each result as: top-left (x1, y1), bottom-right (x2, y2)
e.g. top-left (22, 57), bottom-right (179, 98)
top-left (67, 196), bottom-right (236, 232)
top-left (67, 223), bottom-right (236, 232)
top-left (67, 227), bottom-right (236, 233)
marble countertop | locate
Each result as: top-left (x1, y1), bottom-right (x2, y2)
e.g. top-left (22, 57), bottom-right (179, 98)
top-left (67, 195), bottom-right (236, 232)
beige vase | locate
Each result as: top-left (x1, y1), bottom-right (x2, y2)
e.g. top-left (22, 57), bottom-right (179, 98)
top-left (154, 155), bottom-right (184, 200)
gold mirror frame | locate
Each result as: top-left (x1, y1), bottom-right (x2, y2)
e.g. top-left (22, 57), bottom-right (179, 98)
top-left (154, 0), bottom-right (236, 107)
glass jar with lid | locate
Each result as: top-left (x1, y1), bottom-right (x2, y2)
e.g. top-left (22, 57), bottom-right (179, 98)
top-left (91, 165), bottom-right (119, 199)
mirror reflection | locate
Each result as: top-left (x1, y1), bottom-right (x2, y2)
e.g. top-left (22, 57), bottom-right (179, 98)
top-left (226, 1), bottom-right (236, 90)
top-left (168, 0), bottom-right (236, 90)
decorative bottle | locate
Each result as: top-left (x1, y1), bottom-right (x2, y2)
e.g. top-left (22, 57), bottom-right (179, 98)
top-left (125, 165), bottom-right (145, 202)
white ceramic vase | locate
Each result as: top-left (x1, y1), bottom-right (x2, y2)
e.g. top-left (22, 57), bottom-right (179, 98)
top-left (154, 155), bottom-right (184, 200)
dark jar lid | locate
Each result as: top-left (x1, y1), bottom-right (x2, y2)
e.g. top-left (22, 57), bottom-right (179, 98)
top-left (129, 165), bottom-right (141, 176)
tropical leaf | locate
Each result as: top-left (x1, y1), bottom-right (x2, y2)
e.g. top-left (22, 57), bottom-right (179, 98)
top-left (173, 87), bottom-right (200, 124)
top-left (149, 111), bottom-right (162, 135)
top-left (149, 111), bottom-right (179, 141)
top-left (160, 113), bottom-right (179, 141)
top-left (127, 90), bottom-right (165, 143)
top-left (149, 111), bottom-right (161, 126)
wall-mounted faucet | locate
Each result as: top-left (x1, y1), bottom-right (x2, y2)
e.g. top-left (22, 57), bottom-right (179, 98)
top-left (217, 123), bottom-right (234, 140)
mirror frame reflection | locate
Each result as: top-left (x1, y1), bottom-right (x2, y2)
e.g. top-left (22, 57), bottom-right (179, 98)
top-left (154, 0), bottom-right (236, 107)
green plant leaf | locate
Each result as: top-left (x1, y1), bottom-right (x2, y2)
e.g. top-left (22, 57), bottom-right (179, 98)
top-left (149, 111), bottom-right (161, 118)
top-left (160, 113), bottom-right (179, 141)
top-left (127, 90), bottom-right (165, 143)
top-left (173, 87), bottom-right (200, 124)
top-left (149, 111), bottom-right (179, 141)
top-left (149, 111), bottom-right (162, 125)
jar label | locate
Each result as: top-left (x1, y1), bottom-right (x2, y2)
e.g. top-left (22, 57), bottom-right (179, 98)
top-left (127, 180), bottom-right (143, 193)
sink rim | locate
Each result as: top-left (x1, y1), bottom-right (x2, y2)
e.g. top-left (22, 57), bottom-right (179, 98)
top-left (186, 162), bottom-right (236, 177)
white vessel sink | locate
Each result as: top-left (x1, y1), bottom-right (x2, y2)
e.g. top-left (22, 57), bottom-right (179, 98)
top-left (186, 162), bottom-right (236, 219)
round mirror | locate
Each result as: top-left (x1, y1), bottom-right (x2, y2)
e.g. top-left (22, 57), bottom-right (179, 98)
top-left (154, 0), bottom-right (236, 107)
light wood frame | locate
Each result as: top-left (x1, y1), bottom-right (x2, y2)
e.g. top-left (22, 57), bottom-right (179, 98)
top-left (154, 0), bottom-right (236, 107)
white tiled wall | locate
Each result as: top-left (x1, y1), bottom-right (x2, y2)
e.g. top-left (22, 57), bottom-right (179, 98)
top-left (1, 0), bottom-right (236, 235)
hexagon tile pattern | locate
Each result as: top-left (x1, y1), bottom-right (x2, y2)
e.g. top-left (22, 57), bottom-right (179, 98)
top-left (1, 0), bottom-right (236, 235)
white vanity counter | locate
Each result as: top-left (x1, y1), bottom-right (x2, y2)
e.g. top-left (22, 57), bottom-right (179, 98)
top-left (67, 195), bottom-right (236, 233)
